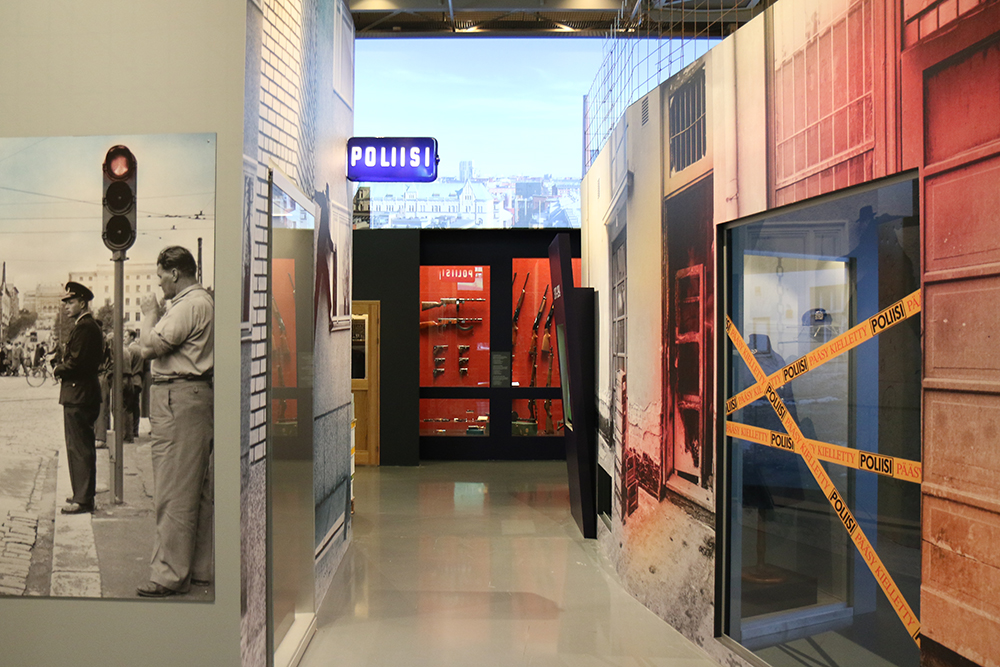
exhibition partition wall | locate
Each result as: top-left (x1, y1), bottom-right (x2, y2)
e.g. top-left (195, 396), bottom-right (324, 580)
top-left (0, 2), bottom-right (247, 666)
top-left (0, 1), bottom-right (355, 666)
top-left (242, 1), bottom-right (355, 666)
top-left (581, 1), bottom-right (1000, 666)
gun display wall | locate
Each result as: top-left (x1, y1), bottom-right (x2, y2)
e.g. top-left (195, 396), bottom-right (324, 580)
top-left (419, 265), bottom-right (490, 387)
top-left (509, 257), bottom-right (580, 437)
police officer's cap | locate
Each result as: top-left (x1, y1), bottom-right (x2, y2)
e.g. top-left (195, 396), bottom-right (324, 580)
top-left (62, 281), bottom-right (94, 303)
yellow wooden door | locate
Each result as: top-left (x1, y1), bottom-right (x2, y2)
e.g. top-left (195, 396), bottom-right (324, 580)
top-left (351, 301), bottom-right (380, 465)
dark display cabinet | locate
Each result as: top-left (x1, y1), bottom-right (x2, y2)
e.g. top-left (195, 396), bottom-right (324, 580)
top-left (354, 228), bottom-right (582, 462)
top-left (419, 230), bottom-right (580, 460)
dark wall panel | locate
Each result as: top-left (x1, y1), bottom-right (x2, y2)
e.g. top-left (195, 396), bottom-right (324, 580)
top-left (354, 229), bottom-right (420, 466)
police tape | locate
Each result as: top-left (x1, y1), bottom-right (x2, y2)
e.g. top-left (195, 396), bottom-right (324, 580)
top-left (725, 421), bottom-right (923, 483)
top-left (726, 320), bottom-right (922, 645)
top-left (725, 290), bottom-right (922, 415)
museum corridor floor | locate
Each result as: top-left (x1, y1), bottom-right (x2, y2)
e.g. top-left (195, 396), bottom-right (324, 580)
top-left (298, 460), bottom-right (717, 667)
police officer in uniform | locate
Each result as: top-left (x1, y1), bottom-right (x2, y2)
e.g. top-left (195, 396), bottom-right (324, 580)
top-left (53, 282), bottom-right (105, 514)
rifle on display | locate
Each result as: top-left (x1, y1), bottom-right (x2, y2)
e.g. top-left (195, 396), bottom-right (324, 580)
top-left (421, 297), bottom-right (486, 311)
top-left (541, 301), bottom-right (555, 355)
top-left (511, 273), bottom-right (529, 361)
top-left (420, 317), bottom-right (483, 332)
top-left (528, 285), bottom-right (548, 389)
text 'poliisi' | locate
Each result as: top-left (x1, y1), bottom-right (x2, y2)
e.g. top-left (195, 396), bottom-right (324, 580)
top-left (350, 145), bottom-right (434, 170)
top-left (346, 137), bottom-right (439, 183)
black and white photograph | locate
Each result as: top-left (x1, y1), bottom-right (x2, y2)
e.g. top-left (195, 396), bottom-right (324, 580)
top-left (314, 182), bottom-right (353, 332)
top-left (0, 133), bottom-right (216, 600)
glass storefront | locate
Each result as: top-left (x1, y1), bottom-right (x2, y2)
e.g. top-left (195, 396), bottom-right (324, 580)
top-left (722, 176), bottom-right (922, 666)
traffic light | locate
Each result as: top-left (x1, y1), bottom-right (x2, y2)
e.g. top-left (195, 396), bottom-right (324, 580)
top-left (102, 145), bottom-right (137, 251)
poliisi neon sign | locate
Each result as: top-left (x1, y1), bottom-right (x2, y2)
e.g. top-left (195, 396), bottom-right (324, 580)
top-left (347, 137), bottom-right (439, 182)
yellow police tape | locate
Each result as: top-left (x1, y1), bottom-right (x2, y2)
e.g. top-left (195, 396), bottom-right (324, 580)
top-left (725, 422), bottom-right (923, 483)
top-left (726, 316), bottom-right (922, 646)
top-left (726, 290), bottom-right (922, 415)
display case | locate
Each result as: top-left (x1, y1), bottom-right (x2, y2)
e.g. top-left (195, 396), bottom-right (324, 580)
top-left (351, 228), bottom-right (582, 460)
top-left (419, 398), bottom-right (490, 437)
top-left (267, 168), bottom-right (317, 659)
top-left (419, 265), bottom-right (490, 387)
top-left (511, 398), bottom-right (564, 437)
top-left (509, 257), bottom-right (579, 436)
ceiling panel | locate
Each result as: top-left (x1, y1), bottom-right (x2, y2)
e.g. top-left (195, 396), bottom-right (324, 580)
top-left (350, 0), bottom-right (770, 37)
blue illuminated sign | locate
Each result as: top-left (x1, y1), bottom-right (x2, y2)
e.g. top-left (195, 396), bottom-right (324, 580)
top-left (347, 137), bottom-right (439, 182)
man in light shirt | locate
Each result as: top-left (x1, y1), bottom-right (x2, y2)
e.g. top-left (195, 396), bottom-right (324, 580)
top-left (136, 246), bottom-right (214, 598)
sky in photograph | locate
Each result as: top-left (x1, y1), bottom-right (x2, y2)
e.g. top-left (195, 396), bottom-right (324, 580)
top-left (0, 134), bottom-right (216, 294)
top-left (354, 38), bottom-right (607, 179)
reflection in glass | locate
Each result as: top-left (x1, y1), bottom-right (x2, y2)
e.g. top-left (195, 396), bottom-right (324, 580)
top-left (351, 314), bottom-right (367, 380)
top-left (725, 178), bottom-right (921, 666)
top-left (268, 172), bottom-right (316, 657)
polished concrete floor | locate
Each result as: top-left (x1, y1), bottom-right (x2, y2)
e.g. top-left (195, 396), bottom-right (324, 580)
top-left (298, 461), bottom-right (719, 667)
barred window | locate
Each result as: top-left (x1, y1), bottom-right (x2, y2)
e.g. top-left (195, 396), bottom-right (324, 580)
top-left (669, 68), bottom-right (706, 173)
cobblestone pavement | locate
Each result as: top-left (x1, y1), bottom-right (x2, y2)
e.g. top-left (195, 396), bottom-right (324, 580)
top-left (0, 376), bottom-right (61, 596)
top-left (0, 510), bottom-right (38, 595)
top-left (0, 375), bottom-right (198, 599)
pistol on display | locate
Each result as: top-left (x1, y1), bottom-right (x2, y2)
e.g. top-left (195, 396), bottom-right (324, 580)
top-left (458, 357), bottom-right (470, 366)
top-left (421, 297), bottom-right (486, 311)
top-left (459, 368), bottom-right (468, 376)
top-left (433, 368), bottom-right (445, 377)
top-left (433, 344), bottom-right (448, 354)
top-left (458, 345), bottom-right (470, 354)
top-left (434, 357), bottom-right (446, 365)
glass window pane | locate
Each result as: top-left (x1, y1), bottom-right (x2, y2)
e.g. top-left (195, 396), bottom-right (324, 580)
top-left (724, 178), bottom-right (922, 666)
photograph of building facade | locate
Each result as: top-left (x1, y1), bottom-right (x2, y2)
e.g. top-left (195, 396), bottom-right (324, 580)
top-left (582, 1), bottom-right (1000, 666)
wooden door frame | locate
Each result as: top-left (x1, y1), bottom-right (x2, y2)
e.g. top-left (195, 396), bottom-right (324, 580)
top-left (352, 300), bottom-right (381, 465)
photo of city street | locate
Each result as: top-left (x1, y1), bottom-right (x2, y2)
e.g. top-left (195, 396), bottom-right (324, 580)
top-left (0, 133), bottom-right (216, 600)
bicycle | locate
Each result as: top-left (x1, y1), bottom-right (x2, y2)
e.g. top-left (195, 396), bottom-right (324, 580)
top-left (25, 363), bottom-right (51, 387)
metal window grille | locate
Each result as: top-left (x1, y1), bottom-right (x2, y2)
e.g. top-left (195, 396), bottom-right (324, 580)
top-left (611, 229), bottom-right (627, 378)
top-left (668, 68), bottom-right (706, 173)
top-left (582, 0), bottom-right (759, 174)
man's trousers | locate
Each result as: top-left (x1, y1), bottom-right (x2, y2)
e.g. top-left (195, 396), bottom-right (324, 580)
top-left (148, 380), bottom-right (214, 592)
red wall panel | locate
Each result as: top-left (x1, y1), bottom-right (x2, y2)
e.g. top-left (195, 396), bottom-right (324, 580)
top-left (924, 390), bottom-right (1000, 497)
top-left (925, 156), bottom-right (1000, 273)
top-left (925, 277), bottom-right (1000, 383)
top-left (924, 39), bottom-right (1000, 165)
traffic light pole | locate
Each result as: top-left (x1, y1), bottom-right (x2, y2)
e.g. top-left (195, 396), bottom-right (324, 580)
top-left (112, 249), bottom-right (125, 504)
top-left (101, 143), bottom-right (136, 505)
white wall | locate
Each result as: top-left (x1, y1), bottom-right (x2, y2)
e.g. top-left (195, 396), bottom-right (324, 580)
top-left (0, 3), bottom-right (247, 665)
top-left (624, 92), bottom-right (665, 460)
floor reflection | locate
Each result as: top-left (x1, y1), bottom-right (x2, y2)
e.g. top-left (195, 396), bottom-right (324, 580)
top-left (299, 461), bottom-right (718, 667)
